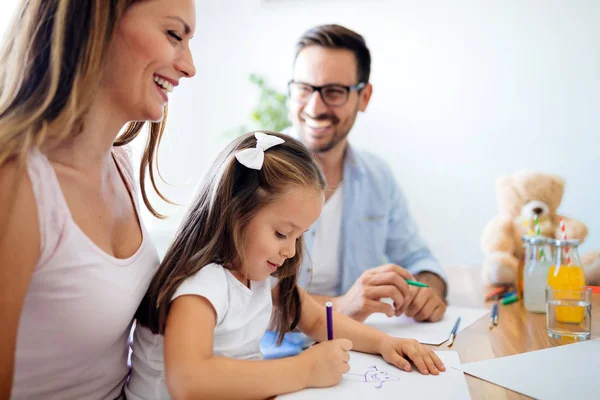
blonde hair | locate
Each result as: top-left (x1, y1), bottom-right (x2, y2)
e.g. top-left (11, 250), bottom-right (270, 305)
top-left (136, 131), bottom-right (326, 343)
top-left (0, 0), bottom-right (170, 218)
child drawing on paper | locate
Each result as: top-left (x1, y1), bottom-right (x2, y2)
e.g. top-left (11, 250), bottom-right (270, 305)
top-left (126, 132), bottom-right (445, 400)
top-left (344, 365), bottom-right (400, 389)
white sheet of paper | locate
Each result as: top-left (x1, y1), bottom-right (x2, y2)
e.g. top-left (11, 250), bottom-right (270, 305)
top-left (454, 339), bottom-right (600, 400)
top-left (278, 351), bottom-right (470, 400)
top-left (363, 306), bottom-right (489, 345)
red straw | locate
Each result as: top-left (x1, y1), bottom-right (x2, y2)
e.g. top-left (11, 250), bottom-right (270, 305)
top-left (585, 286), bottom-right (600, 294)
top-left (560, 218), bottom-right (570, 265)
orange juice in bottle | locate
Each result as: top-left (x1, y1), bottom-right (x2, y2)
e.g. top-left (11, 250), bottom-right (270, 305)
top-left (547, 239), bottom-right (585, 323)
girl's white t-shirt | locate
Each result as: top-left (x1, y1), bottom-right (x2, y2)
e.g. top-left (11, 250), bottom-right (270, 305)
top-left (125, 263), bottom-right (277, 400)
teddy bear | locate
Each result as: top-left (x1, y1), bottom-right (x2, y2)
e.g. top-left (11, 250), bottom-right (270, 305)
top-left (481, 170), bottom-right (600, 286)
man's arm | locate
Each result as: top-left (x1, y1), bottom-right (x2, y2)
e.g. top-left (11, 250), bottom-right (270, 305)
top-left (308, 161), bottom-right (446, 323)
top-left (312, 264), bottom-right (414, 322)
top-left (384, 174), bottom-right (448, 298)
top-left (383, 174), bottom-right (448, 322)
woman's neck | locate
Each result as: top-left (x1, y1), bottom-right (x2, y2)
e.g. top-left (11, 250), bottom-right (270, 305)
top-left (46, 93), bottom-right (129, 174)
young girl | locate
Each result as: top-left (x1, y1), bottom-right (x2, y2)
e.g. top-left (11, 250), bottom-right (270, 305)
top-left (126, 131), bottom-right (445, 400)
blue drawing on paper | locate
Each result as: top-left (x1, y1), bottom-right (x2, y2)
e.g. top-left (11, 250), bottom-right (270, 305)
top-left (344, 365), bottom-right (400, 389)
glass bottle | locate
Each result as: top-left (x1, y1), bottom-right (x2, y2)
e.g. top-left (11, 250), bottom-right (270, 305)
top-left (522, 236), bottom-right (553, 313)
top-left (547, 239), bottom-right (586, 322)
top-left (517, 237), bottom-right (526, 300)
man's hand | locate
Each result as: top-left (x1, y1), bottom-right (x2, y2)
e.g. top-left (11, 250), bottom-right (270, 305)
top-left (334, 264), bottom-right (414, 322)
top-left (403, 272), bottom-right (447, 322)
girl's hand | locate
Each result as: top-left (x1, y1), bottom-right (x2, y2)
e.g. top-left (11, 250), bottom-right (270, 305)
top-left (378, 337), bottom-right (445, 375)
top-left (298, 339), bottom-right (353, 388)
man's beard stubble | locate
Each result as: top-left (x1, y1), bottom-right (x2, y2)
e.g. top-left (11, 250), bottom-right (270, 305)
top-left (309, 128), bottom-right (350, 154)
top-left (299, 112), bottom-right (349, 154)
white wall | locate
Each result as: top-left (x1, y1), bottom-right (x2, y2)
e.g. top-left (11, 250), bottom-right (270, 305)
top-left (3, 1), bottom-right (598, 266)
top-left (145, 0), bottom-right (600, 265)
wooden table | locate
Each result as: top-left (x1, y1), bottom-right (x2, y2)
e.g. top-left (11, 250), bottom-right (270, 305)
top-left (437, 266), bottom-right (599, 399)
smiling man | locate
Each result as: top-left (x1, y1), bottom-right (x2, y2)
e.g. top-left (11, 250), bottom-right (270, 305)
top-left (288, 24), bottom-right (448, 323)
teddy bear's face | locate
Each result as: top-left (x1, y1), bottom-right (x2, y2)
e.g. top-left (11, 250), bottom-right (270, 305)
top-left (516, 202), bottom-right (555, 238)
top-left (496, 171), bottom-right (565, 221)
top-left (520, 200), bottom-right (551, 221)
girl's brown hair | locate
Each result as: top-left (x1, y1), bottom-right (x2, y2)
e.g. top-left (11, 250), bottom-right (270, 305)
top-left (136, 131), bottom-right (326, 343)
top-left (0, 0), bottom-right (170, 218)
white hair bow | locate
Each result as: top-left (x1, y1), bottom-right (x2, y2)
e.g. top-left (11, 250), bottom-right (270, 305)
top-left (235, 132), bottom-right (285, 170)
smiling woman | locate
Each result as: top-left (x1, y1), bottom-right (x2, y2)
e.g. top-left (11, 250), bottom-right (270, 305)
top-left (0, 1), bottom-right (196, 399)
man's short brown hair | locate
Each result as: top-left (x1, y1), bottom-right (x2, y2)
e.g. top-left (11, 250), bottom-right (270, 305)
top-left (294, 24), bottom-right (371, 84)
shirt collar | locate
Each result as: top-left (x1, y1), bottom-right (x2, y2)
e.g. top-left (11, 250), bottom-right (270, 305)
top-left (284, 126), bottom-right (364, 179)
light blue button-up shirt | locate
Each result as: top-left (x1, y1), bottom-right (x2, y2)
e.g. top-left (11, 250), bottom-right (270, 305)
top-left (297, 144), bottom-right (447, 296)
top-left (261, 139), bottom-right (447, 358)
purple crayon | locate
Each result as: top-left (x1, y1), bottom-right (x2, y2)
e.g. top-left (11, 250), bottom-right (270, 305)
top-left (326, 302), bottom-right (333, 340)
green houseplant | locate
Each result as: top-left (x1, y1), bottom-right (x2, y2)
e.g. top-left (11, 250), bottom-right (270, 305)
top-left (227, 73), bottom-right (289, 138)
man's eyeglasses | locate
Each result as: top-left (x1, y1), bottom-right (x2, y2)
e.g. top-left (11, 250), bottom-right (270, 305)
top-left (288, 80), bottom-right (366, 107)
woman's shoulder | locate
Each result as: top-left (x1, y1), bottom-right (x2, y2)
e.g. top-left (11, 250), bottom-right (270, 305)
top-left (0, 159), bottom-right (39, 245)
top-left (0, 159), bottom-right (41, 307)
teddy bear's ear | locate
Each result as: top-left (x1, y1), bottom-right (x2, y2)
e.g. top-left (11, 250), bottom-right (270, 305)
top-left (496, 175), bottom-right (521, 216)
top-left (496, 175), bottom-right (511, 187)
top-left (547, 175), bottom-right (565, 211)
top-left (550, 175), bottom-right (565, 188)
